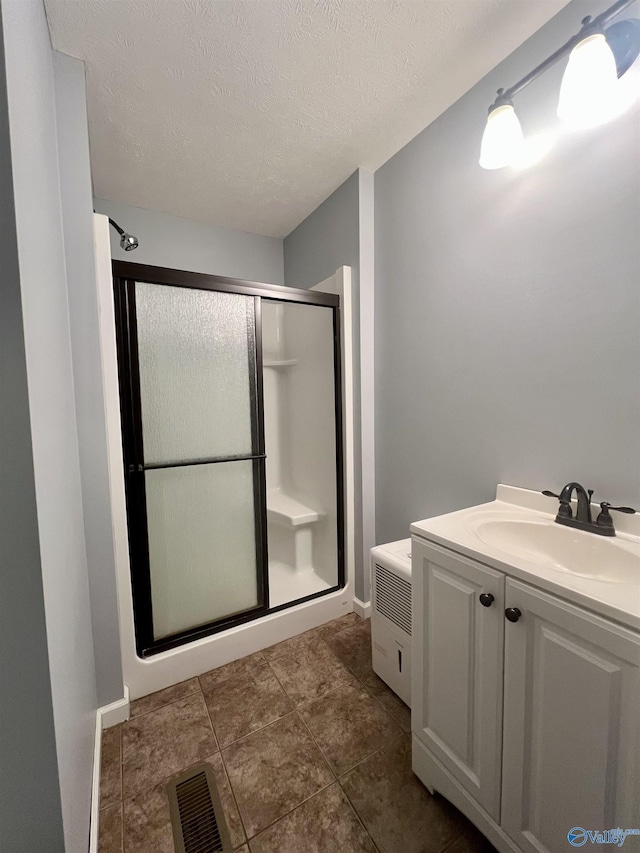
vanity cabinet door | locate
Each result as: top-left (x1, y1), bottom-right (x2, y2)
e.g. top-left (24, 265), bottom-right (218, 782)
top-left (412, 538), bottom-right (505, 821)
top-left (501, 578), bottom-right (640, 853)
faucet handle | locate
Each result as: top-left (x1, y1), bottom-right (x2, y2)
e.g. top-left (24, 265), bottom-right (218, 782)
top-left (599, 502), bottom-right (636, 514)
top-left (596, 501), bottom-right (636, 532)
top-left (542, 489), bottom-right (569, 503)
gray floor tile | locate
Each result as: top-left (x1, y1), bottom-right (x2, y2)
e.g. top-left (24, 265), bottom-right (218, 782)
top-left (341, 735), bottom-right (464, 853)
top-left (100, 724), bottom-right (122, 809)
top-left (223, 712), bottom-right (333, 838)
top-left (209, 751), bottom-right (247, 848)
top-left (360, 669), bottom-right (412, 732)
top-left (99, 803), bottom-right (123, 853)
top-left (118, 622), bottom-right (490, 853)
top-left (311, 612), bottom-right (363, 642)
top-left (249, 783), bottom-right (376, 853)
top-left (263, 616), bottom-right (365, 664)
top-left (444, 823), bottom-right (499, 853)
top-left (123, 781), bottom-right (174, 853)
top-left (299, 681), bottom-right (402, 775)
top-left (199, 651), bottom-right (266, 692)
top-left (203, 661), bottom-right (293, 746)
top-left (324, 619), bottom-right (374, 679)
top-left (268, 639), bottom-right (352, 706)
top-left (129, 677), bottom-right (200, 718)
top-left (122, 692), bottom-right (217, 797)
top-left (263, 629), bottom-right (322, 662)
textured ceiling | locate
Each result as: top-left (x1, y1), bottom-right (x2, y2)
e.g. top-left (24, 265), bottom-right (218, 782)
top-left (45, 0), bottom-right (570, 238)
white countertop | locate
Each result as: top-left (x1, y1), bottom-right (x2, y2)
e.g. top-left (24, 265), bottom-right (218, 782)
top-left (411, 485), bottom-right (640, 632)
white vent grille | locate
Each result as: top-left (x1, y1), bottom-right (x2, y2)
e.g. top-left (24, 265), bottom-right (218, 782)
top-left (374, 563), bottom-right (411, 635)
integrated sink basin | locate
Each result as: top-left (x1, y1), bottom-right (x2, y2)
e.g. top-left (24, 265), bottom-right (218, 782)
top-left (469, 517), bottom-right (640, 584)
top-left (411, 485), bottom-right (640, 630)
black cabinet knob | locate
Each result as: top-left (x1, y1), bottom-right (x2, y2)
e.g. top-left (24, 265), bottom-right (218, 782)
top-left (505, 607), bottom-right (522, 623)
top-left (479, 593), bottom-right (494, 607)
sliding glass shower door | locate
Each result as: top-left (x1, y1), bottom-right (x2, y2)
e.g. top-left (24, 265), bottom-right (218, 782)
top-left (114, 264), bottom-right (344, 657)
top-left (116, 278), bottom-right (268, 654)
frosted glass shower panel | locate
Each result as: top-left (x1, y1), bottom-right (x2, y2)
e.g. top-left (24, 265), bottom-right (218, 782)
top-left (135, 283), bottom-right (254, 464)
top-left (145, 461), bottom-right (259, 639)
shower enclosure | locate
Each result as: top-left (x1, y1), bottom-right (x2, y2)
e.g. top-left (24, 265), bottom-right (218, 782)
top-left (113, 263), bottom-right (344, 656)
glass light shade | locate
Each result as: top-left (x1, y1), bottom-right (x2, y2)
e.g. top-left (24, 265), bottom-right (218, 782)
top-left (479, 104), bottom-right (524, 170)
top-left (557, 33), bottom-right (620, 127)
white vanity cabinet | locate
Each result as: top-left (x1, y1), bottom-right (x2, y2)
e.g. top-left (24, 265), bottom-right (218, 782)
top-left (412, 537), bottom-right (640, 853)
top-left (412, 540), bottom-right (505, 821)
top-left (501, 578), bottom-right (640, 853)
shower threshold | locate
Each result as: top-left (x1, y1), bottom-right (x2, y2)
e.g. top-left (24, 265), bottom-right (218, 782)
top-left (268, 560), bottom-right (332, 609)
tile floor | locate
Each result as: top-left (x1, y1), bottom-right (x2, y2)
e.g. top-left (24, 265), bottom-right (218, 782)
top-left (98, 613), bottom-right (497, 853)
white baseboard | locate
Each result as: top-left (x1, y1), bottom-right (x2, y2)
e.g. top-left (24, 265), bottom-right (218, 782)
top-left (100, 684), bottom-right (130, 729)
top-left (89, 686), bottom-right (131, 852)
top-left (353, 597), bottom-right (372, 618)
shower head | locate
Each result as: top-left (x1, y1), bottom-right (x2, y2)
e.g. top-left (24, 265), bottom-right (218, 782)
top-left (107, 217), bottom-right (139, 252)
top-left (120, 232), bottom-right (139, 251)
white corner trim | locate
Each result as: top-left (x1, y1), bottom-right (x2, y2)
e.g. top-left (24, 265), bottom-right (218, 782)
top-left (99, 684), bottom-right (130, 730)
top-left (358, 170), bottom-right (376, 605)
top-left (89, 711), bottom-right (102, 853)
top-left (89, 685), bottom-right (131, 851)
top-left (353, 597), bottom-right (372, 618)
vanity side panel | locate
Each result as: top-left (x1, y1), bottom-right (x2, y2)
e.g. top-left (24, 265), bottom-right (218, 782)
top-left (412, 537), bottom-right (505, 821)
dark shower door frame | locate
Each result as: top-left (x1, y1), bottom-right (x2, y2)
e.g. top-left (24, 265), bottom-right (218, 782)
top-left (112, 262), bottom-right (345, 657)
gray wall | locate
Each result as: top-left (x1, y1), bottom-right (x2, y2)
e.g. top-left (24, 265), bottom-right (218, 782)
top-left (375, 0), bottom-right (640, 545)
top-left (94, 197), bottom-right (285, 284)
top-left (284, 169), bottom-right (375, 602)
top-left (0, 8), bottom-right (65, 849)
top-left (2, 0), bottom-right (98, 849)
top-left (54, 52), bottom-right (124, 707)
top-left (284, 171), bottom-right (361, 291)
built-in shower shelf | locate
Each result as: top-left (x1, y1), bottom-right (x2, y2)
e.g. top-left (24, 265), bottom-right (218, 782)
top-left (263, 359), bottom-right (298, 368)
top-left (267, 491), bottom-right (321, 527)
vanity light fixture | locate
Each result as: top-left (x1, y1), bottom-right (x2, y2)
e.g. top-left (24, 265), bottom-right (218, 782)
top-left (479, 0), bottom-right (640, 169)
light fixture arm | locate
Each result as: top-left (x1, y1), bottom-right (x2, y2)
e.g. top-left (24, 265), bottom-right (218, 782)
top-left (489, 0), bottom-right (636, 111)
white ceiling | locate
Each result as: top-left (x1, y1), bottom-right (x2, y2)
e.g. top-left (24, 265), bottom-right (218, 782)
top-left (45, 0), bottom-right (569, 238)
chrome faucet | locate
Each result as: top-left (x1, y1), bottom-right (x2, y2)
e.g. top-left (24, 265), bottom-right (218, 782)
top-left (543, 482), bottom-right (636, 537)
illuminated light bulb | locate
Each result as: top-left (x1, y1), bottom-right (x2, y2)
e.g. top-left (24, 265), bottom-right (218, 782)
top-left (479, 103), bottom-right (524, 170)
top-left (557, 32), bottom-right (621, 128)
